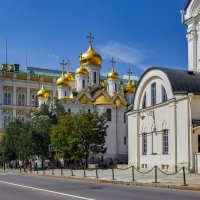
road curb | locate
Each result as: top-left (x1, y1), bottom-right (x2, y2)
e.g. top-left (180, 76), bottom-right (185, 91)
top-left (21, 172), bottom-right (200, 191)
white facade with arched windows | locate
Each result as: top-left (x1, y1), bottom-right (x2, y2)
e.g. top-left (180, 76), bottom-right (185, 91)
top-left (127, 67), bottom-right (200, 172)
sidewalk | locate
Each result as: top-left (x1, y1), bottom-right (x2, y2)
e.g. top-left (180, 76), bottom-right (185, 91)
top-left (1, 167), bottom-right (200, 190)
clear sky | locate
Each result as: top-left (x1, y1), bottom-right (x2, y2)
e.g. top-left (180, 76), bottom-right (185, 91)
top-left (0, 0), bottom-right (189, 80)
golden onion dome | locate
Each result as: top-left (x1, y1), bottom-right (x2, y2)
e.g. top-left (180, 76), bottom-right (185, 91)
top-left (75, 66), bottom-right (89, 76)
top-left (37, 85), bottom-right (49, 99)
top-left (65, 72), bottom-right (75, 82)
top-left (107, 69), bottom-right (119, 80)
top-left (124, 80), bottom-right (136, 93)
top-left (100, 79), bottom-right (106, 87)
top-left (56, 73), bottom-right (70, 87)
top-left (80, 45), bottom-right (102, 67)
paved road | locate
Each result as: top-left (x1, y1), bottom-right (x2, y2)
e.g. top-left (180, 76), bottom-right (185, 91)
top-left (0, 173), bottom-right (199, 200)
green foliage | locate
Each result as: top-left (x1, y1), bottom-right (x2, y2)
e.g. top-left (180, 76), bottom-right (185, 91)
top-left (51, 111), bottom-right (108, 167)
top-left (2, 119), bottom-right (23, 160)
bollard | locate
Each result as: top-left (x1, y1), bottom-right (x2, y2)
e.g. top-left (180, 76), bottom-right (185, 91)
top-left (52, 167), bottom-right (54, 175)
top-left (153, 166), bottom-right (158, 183)
top-left (95, 168), bottom-right (98, 179)
top-left (84, 167), bottom-right (86, 177)
top-left (61, 167), bottom-right (63, 176)
top-left (71, 167), bottom-right (74, 176)
top-left (182, 167), bottom-right (188, 186)
top-left (112, 167), bottom-right (115, 180)
top-left (132, 166), bottom-right (135, 182)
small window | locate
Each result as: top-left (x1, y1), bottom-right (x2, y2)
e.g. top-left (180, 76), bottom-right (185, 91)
top-left (162, 86), bottom-right (168, 102)
top-left (4, 116), bottom-right (7, 127)
top-left (82, 80), bottom-right (85, 88)
top-left (124, 136), bottom-right (127, 145)
top-left (88, 109), bottom-right (91, 113)
top-left (64, 91), bottom-right (67, 96)
top-left (68, 108), bottom-right (71, 114)
top-left (115, 83), bottom-right (117, 92)
top-left (94, 72), bottom-right (97, 84)
top-left (124, 113), bottom-right (126, 123)
top-left (142, 93), bottom-right (146, 109)
top-left (142, 133), bottom-right (147, 155)
top-left (22, 94), bottom-right (25, 106)
top-left (151, 83), bottom-right (156, 106)
top-left (163, 130), bottom-right (169, 154)
top-left (4, 93), bottom-right (7, 105)
top-left (8, 93), bottom-right (11, 105)
top-left (106, 109), bottom-right (112, 121)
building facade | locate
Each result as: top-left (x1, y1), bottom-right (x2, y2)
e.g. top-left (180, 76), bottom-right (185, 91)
top-left (0, 36), bottom-right (136, 163)
top-left (127, 0), bottom-right (200, 172)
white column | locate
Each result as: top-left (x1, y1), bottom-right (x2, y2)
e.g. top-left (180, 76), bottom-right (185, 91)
top-left (197, 25), bottom-right (200, 70)
top-left (13, 86), bottom-right (16, 106)
top-left (187, 29), bottom-right (198, 71)
top-left (27, 85), bottom-right (30, 107)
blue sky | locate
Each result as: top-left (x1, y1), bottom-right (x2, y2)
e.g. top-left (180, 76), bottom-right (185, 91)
top-left (0, 0), bottom-right (189, 80)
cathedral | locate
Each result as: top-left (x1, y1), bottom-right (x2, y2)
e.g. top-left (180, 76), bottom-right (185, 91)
top-left (0, 34), bottom-right (136, 162)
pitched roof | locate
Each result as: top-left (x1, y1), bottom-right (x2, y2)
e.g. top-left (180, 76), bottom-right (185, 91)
top-left (138, 67), bottom-right (200, 95)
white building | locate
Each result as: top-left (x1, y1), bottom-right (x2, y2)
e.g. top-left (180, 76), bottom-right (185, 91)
top-left (127, 0), bottom-right (200, 172)
top-left (35, 36), bottom-right (137, 163)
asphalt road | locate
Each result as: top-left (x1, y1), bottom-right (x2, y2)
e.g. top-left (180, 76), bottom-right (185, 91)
top-left (0, 173), bottom-right (199, 200)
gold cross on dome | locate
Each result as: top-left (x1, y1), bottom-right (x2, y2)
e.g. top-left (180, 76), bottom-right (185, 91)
top-left (59, 59), bottom-right (67, 73)
top-left (79, 53), bottom-right (84, 62)
top-left (110, 57), bottom-right (115, 70)
top-left (87, 32), bottom-right (94, 46)
top-left (127, 68), bottom-right (132, 80)
top-left (66, 59), bottom-right (71, 73)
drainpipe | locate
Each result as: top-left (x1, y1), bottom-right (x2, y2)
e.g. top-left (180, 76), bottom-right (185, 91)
top-left (188, 93), bottom-right (193, 171)
top-left (174, 99), bottom-right (178, 172)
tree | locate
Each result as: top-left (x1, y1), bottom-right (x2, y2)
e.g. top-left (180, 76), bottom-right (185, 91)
top-left (75, 111), bottom-right (108, 168)
top-left (50, 111), bottom-right (108, 168)
top-left (29, 98), bottom-right (65, 164)
top-left (2, 119), bottom-right (23, 161)
top-left (50, 114), bottom-right (79, 160)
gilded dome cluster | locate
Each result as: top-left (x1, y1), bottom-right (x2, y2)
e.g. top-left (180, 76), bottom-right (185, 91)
top-left (107, 69), bottom-right (119, 80)
top-left (124, 80), bottom-right (136, 93)
top-left (80, 45), bottom-right (102, 67)
top-left (56, 73), bottom-right (70, 87)
top-left (37, 85), bottom-right (49, 99)
top-left (75, 66), bottom-right (89, 76)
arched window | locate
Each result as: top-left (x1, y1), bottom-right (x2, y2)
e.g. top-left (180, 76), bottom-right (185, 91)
top-left (142, 93), bottom-right (146, 109)
top-left (8, 116), bottom-right (11, 124)
top-left (94, 72), bottom-right (97, 84)
top-left (82, 80), bottom-right (85, 88)
top-left (22, 94), bottom-right (25, 106)
top-left (88, 109), bottom-right (91, 113)
top-left (18, 94), bottom-right (21, 106)
top-left (68, 108), bottom-right (71, 114)
top-left (8, 93), bottom-right (11, 105)
top-left (162, 86), bottom-right (168, 103)
top-left (4, 93), bottom-right (7, 105)
top-left (31, 94), bottom-right (35, 107)
top-left (64, 91), bottom-right (67, 96)
top-left (115, 83), bottom-right (117, 92)
top-left (106, 109), bottom-right (112, 121)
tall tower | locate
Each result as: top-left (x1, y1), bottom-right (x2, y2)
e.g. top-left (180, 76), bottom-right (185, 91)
top-left (80, 33), bottom-right (102, 87)
top-left (107, 58), bottom-right (120, 95)
top-left (56, 60), bottom-right (70, 99)
top-left (183, 0), bottom-right (200, 71)
top-left (75, 54), bottom-right (89, 92)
